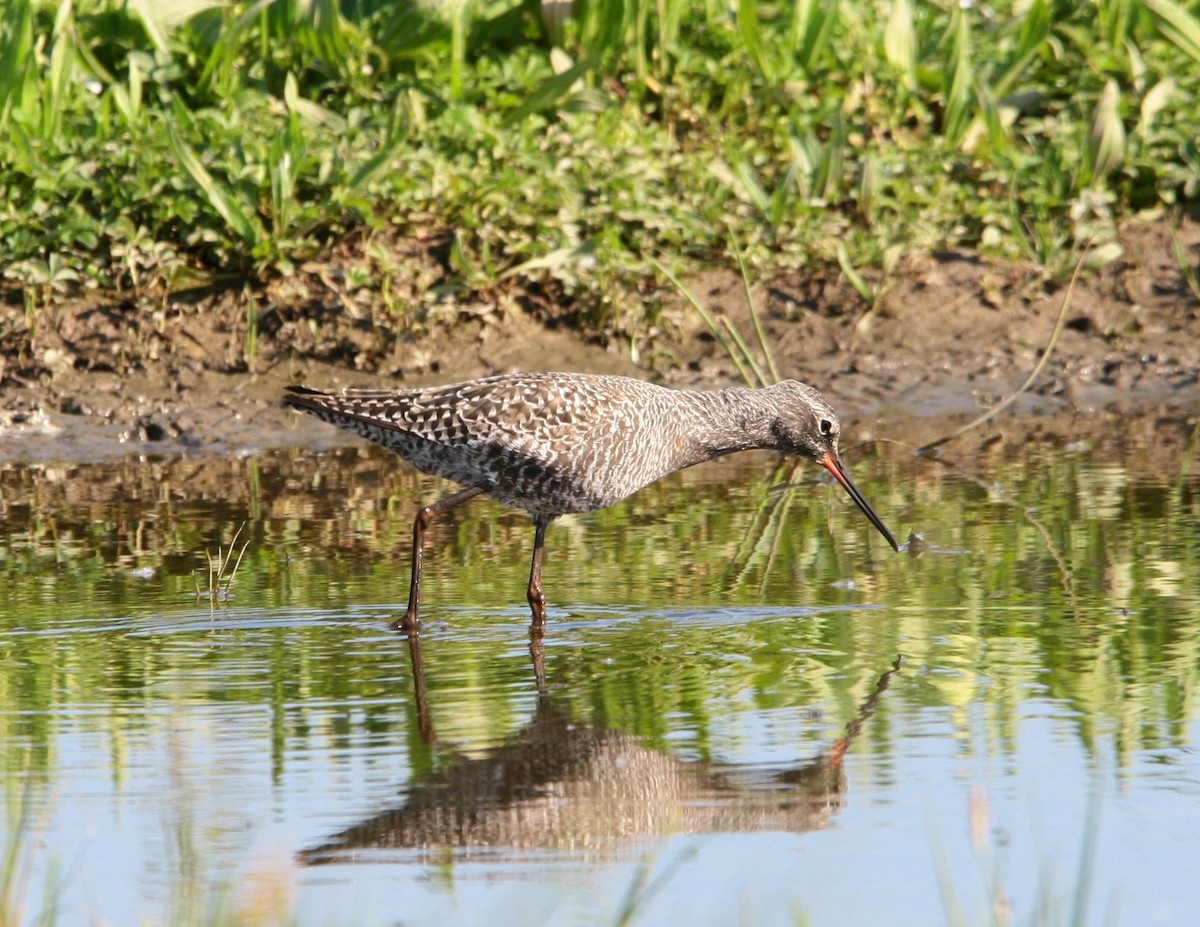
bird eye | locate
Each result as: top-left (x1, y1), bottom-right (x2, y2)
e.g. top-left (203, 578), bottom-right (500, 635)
top-left (819, 419), bottom-right (834, 436)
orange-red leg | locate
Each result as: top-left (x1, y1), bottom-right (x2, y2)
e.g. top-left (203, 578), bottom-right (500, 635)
top-left (526, 520), bottom-right (548, 629)
top-left (391, 487), bottom-right (482, 633)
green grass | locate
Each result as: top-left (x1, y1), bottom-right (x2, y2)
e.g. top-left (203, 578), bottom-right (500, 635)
top-left (193, 522), bottom-right (251, 603)
top-left (1, 0), bottom-right (1198, 336)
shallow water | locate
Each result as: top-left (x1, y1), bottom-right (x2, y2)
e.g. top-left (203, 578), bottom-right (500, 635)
top-left (1, 426), bottom-right (1199, 926)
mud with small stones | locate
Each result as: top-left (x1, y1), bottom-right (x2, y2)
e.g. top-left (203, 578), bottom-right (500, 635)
top-left (1, 220), bottom-right (1197, 466)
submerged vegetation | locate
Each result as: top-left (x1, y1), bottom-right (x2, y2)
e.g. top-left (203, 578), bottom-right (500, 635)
top-left (1, 0), bottom-right (1198, 331)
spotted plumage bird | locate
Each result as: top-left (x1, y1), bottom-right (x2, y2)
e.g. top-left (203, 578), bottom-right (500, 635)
top-left (284, 372), bottom-right (899, 632)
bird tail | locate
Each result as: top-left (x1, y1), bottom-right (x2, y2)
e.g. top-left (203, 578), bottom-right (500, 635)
top-left (282, 385), bottom-right (333, 412)
top-left (283, 385), bottom-right (410, 438)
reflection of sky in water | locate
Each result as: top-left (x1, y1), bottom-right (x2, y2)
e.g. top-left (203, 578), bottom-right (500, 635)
top-left (28, 673), bottom-right (1200, 926)
top-left (1, 443), bottom-right (1198, 926)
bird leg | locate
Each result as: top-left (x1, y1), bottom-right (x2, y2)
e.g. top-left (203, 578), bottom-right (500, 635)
top-left (392, 487), bottom-right (483, 634)
top-left (405, 633), bottom-right (436, 744)
top-left (526, 519), bottom-right (549, 630)
top-left (528, 629), bottom-right (547, 697)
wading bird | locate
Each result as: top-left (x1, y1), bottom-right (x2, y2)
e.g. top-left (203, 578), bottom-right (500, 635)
top-left (285, 372), bottom-right (899, 633)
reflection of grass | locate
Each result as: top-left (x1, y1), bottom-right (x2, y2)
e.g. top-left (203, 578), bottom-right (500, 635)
top-left (724, 457), bottom-right (808, 596)
top-left (2, 774), bottom-right (298, 927)
top-left (936, 788), bottom-right (1105, 927)
top-left (612, 844), bottom-right (699, 927)
top-left (0, 449), bottom-right (1197, 769)
top-left (1, 782), bottom-right (32, 927)
top-left (161, 728), bottom-right (300, 927)
top-left (2, 779), bottom-right (48, 927)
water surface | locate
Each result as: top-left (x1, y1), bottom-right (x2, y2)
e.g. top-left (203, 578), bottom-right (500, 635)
top-left (1, 426), bottom-right (1198, 925)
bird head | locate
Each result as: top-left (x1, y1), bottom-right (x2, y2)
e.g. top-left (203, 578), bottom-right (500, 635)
top-left (768, 381), bottom-right (900, 552)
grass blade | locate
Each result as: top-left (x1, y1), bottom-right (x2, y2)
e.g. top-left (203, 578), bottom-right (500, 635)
top-left (731, 158), bottom-right (771, 219)
top-left (1137, 77), bottom-right (1174, 136)
top-left (720, 316), bottom-right (769, 389)
top-left (942, 9), bottom-right (973, 147)
top-left (167, 121), bottom-right (260, 245)
top-left (1143, 0), bottom-right (1200, 65)
top-left (835, 243), bottom-right (872, 304)
top-left (448, 0), bottom-right (474, 102)
top-left (884, 0), bottom-right (916, 87)
top-left (652, 258), bottom-right (756, 387)
top-left (1087, 79), bottom-right (1125, 185)
top-left (737, 0), bottom-right (773, 79)
top-left (919, 243), bottom-right (1090, 453)
top-left (730, 231), bottom-right (780, 385)
top-left (993, 0), bottom-right (1051, 97)
top-left (504, 56), bottom-right (595, 127)
top-left (793, 0), bottom-right (836, 73)
top-left (811, 112), bottom-right (845, 202)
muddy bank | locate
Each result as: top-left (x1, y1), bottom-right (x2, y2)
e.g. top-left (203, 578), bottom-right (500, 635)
top-left (1, 221), bottom-right (1197, 463)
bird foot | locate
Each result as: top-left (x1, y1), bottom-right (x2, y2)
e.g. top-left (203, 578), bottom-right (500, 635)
top-left (390, 611), bottom-right (421, 635)
top-left (527, 592), bottom-right (547, 630)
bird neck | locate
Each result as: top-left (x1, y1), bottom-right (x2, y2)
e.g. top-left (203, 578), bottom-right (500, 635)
top-left (677, 386), bottom-right (779, 460)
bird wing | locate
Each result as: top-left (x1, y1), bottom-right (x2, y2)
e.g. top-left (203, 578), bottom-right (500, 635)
top-left (288, 374), bottom-right (612, 451)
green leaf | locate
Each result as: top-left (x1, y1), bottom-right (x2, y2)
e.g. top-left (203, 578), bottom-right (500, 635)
top-left (498, 241), bottom-right (597, 280)
top-left (503, 56), bottom-right (595, 127)
top-left (793, 0), bottom-right (836, 73)
top-left (943, 10), bottom-right (974, 147)
top-left (835, 243), bottom-right (872, 304)
top-left (884, 0), bottom-right (916, 87)
top-left (731, 158), bottom-right (770, 216)
top-left (737, 0), bottom-right (772, 79)
top-left (1137, 77), bottom-right (1174, 136)
top-left (813, 112), bottom-right (845, 202)
top-left (1088, 79), bottom-right (1125, 183)
top-left (994, 0), bottom-right (1050, 97)
top-left (167, 122), bottom-right (260, 244)
top-left (1143, 0), bottom-right (1200, 65)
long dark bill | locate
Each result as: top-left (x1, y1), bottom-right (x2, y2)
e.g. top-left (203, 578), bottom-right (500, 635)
top-left (820, 451), bottom-right (900, 552)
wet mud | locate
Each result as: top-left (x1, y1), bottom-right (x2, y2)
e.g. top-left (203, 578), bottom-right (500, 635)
top-left (1, 220), bottom-right (1197, 462)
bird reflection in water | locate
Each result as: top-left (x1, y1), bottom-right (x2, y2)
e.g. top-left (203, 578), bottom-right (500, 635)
top-left (299, 635), bottom-right (902, 865)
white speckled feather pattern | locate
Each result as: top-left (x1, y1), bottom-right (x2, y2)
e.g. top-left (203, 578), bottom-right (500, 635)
top-left (284, 371), bottom-right (899, 629)
top-left (284, 373), bottom-right (839, 518)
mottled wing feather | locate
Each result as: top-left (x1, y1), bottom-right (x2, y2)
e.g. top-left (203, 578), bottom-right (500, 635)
top-left (284, 375), bottom-right (626, 515)
top-left (314, 375), bottom-right (605, 445)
